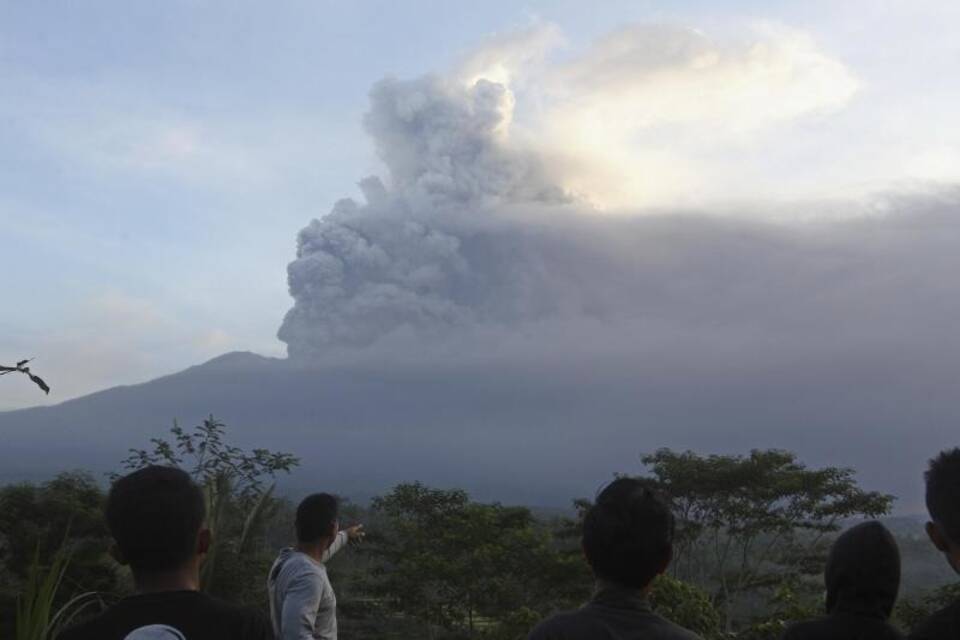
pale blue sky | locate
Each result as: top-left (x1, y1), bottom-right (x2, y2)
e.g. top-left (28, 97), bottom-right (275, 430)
top-left (2, 0), bottom-right (958, 408)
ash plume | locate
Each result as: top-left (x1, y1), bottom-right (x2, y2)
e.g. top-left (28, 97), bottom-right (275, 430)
top-left (279, 28), bottom-right (960, 368)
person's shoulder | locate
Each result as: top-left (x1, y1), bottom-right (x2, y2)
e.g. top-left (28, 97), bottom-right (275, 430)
top-left (782, 615), bottom-right (903, 640)
top-left (647, 612), bottom-right (704, 640)
top-left (528, 609), bottom-right (588, 640)
top-left (781, 617), bottom-right (825, 635)
top-left (57, 593), bottom-right (270, 640)
top-left (56, 616), bottom-right (103, 640)
top-left (55, 603), bottom-right (123, 640)
top-left (278, 550), bottom-right (325, 577)
top-left (194, 591), bottom-right (269, 619)
top-left (780, 617), bottom-right (832, 640)
top-left (910, 601), bottom-right (960, 640)
top-left (529, 607), bottom-right (703, 640)
top-left (183, 592), bottom-right (271, 639)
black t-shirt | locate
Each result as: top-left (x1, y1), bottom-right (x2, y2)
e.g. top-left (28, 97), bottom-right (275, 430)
top-left (782, 613), bottom-right (904, 640)
top-left (57, 590), bottom-right (272, 640)
top-left (529, 587), bottom-right (703, 640)
top-left (910, 601), bottom-right (960, 640)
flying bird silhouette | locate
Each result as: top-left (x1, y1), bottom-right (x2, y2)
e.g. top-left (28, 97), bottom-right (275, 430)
top-left (0, 359), bottom-right (50, 395)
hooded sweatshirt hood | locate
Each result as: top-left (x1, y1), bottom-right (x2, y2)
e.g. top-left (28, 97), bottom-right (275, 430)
top-left (824, 521), bottom-right (900, 619)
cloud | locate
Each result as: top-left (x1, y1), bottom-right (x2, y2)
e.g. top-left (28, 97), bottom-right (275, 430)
top-left (277, 24), bottom-right (960, 361)
top-left (529, 23), bottom-right (859, 208)
top-left (278, 73), bottom-right (575, 355)
top-left (548, 23), bottom-right (857, 130)
top-left (456, 22), bottom-right (565, 88)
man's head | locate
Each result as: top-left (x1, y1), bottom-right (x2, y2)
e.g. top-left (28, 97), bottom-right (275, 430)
top-left (296, 493), bottom-right (339, 545)
top-left (582, 477), bottom-right (674, 590)
top-left (106, 466), bottom-right (208, 576)
top-left (925, 448), bottom-right (960, 573)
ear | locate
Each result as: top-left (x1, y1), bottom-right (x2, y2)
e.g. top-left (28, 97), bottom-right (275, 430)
top-left (109, 542), bottom-right (128, 566)
top-left (196, 528), bottom-right (212, 556)
top-left (927, 521), bottom-right (950, 552)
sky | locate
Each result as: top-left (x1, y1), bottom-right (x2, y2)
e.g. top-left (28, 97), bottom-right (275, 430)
top-left (2, 0), bottom-right (960, 410)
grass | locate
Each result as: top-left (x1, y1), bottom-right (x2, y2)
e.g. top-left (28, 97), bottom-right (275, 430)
top-left (15, 542), bottom-right (104, 640)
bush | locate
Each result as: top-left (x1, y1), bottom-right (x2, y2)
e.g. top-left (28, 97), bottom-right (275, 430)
top-left (651, 574), bottom-right (724, 639)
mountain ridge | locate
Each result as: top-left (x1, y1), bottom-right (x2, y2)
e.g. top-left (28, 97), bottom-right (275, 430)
top-left (0, 348), bottom-right (953, 511)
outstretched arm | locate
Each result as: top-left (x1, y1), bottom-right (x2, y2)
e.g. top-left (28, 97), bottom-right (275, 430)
top-left (321, 525), bottom-right (364, 563)
top-left (320, 531), bottom-right (347, 563)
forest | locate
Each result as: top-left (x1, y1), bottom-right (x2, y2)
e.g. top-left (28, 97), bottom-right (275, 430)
top-left (0, 416), bottom-right (955, 640)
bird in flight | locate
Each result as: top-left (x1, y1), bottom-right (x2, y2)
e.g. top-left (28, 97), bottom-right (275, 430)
top-left (0, 358), bottom-right (51, 395)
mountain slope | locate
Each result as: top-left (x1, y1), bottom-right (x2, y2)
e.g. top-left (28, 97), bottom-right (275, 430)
top-left (0, 349), bottom-right (955, 508)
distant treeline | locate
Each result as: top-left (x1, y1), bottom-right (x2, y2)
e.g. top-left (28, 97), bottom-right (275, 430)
top-left (0, 416), bottom-right (955, 639)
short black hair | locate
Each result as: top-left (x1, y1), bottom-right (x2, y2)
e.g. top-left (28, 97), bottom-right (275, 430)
top-left (105, 465), bottom-right (206, 573)
top-left (582, 477), bottom-right (674, 589)
top-left (926, 448), bottom-right (960, 544)
top-left (296, 493), bottom-right (339, 543)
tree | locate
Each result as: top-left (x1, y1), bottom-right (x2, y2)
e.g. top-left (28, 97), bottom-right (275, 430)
top-left (0, 473), bottom-right (116, 596)
top-left (636, 448), bottom-right (894, 628)
top-left (117, 416), bottom-right (299, 598)
top-left (369, 483), bottom-right (581, 639)
top-left (0, 473), bottom-right (116, 638)
top-left (649, 575), bottom-right (724, 640)
top-left (895, 583), bottom-right (960, 633)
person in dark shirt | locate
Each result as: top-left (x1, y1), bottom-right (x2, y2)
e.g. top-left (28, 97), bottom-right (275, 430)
top-left (528, 477), bottom-right (701, 640)
top-left (58, 465), bottom-right (272, 640)
top-left (910, 448), bottom-right (960, 640)
top-left (781, 521), bottom-right (903, 640)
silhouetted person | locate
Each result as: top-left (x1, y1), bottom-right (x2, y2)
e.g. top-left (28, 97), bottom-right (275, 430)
top-left (911, 448), bottom-right (960, 640)
top-left (781, 521), bottom-right (903, 640)
top-left (267, 493), bottom-right (364, 640)
top-left (528, 477), bottom-right (701, 640)
top-left (58, 465), bottom-right (272, 640)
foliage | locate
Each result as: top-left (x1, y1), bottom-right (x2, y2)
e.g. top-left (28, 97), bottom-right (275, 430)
top-left (116, 415), bottom-right (298, 501)
top-left (650, 574), bottom-right (724, 640)
top-left (14, 542), bottom-right (107, 640)
top-left (0, 471), bottom-right (117, 627)
top-left (369, 483), bottom-right (586, 638)
top-left (895, 582), bottom-right (960, 633)
top-left (117, 416), bottom-right (298, 596)
top-left (736, 581), bottom-right (821, 640)
top-left (0, 444), bottom-right (907, 639)
top-left (637, 448), bottom-right (893, 627)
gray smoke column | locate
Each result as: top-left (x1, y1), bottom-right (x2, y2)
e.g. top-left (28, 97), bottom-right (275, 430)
top-left (278, 74), bottom-right (575, 358)
top-left (279, 69), bottom-right (960, 366)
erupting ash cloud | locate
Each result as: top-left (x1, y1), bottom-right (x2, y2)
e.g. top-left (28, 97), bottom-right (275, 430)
top-left (277, 74), bottom-right (574, 356)
top-left (278, 24), bottom-right (960, 368)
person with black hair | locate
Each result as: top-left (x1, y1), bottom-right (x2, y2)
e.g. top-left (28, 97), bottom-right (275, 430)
top-left (780, 521), bottom-right (903, 640)
top-left (58, 465), bottom-right (272, 640)
top-left (267, 493), bottom-right (364, 640)
top-left (528, 477), bottom-right (701, 640)
top-left (911, 448), bottom-right (960, 640)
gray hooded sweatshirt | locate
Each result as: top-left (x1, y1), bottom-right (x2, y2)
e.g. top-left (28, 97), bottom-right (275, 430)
top-left (267, 532), bottom-right (348, 640)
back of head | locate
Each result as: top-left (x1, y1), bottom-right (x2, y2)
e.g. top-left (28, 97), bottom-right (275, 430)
top-left (296, 493), bottom-right (339, 544)
top-left (926, 448), bottom-right (960, 545)
top-left (106, 466), bottom-right (206, 574)
top-left (825, 521), bottom-right (900, 618)
top-left (582, 477), bottom-right (674, 590)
